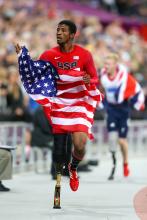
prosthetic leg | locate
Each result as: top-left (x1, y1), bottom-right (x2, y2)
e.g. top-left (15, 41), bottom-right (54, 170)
top-left (108, 132), bottom-right (117, 180)
top-left (108, 151), bottom-right (116, 180)
top-left (53, 163), bottom-right (62, 209)
top-left (52, 134), bottom-right (70, 209)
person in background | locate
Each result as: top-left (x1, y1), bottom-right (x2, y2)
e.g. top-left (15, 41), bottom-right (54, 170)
top-left (0, 149), bottom-right (12, 191)
top-left (7, 66), bottom-right (32, 122)
top-left (100, 52), bottom-right (145, 180)
top-left (0, 67), bottom-right (11, 121)
top-left (7, 67), bottom-right (33, 163)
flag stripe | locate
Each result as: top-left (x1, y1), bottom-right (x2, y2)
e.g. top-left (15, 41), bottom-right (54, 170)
top-left (51, 117), bottom-right (92, 128)
top-left (54, 105), bottom-right (94, 117)
top-left (51, 111), bottom-right (94, 123)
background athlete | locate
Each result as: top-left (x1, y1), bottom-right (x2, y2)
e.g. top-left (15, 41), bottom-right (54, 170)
top-left (100, 52), bottom-right (145, 179)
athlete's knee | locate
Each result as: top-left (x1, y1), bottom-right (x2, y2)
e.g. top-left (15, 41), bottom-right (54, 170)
top-left (108, 132), bottom-right (118, 152)
top-left (73, 137), bottom-right (86, 158)
top-left (73, 137), bottom-right (87, 152)
top-left (118, 138), bottom-right (127, 147)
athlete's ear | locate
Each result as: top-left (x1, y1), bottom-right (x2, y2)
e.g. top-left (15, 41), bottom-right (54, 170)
top-left (70, 33), bottom-right (75, 41)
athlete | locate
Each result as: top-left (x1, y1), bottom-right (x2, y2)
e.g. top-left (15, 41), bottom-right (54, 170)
top-left (100, 52), bottom-right (145, 179)
top-left (15, 20), bottom-right (102, 191)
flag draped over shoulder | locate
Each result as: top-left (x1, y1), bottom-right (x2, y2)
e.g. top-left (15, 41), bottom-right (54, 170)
top-left (100, 64), bottom-right (145, 110)
top-left (18, 47), bottom-right (103, 139)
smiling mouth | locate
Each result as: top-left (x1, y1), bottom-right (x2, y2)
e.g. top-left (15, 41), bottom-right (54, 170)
top-left (57, 38), bottom-right (63, 44)
top-left (57, 36), bottom-right (62, 40)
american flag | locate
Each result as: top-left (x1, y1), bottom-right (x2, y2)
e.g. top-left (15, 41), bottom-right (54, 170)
top-left (18, 46), bottom-right (59, 101)
top-left (18, 47), bottom-right (103, 139)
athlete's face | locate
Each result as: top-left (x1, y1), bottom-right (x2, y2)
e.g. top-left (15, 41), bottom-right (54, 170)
top-left (104, 57), bottom-right (117, 75)
top-left (56, 24), bottom-right (74, 45)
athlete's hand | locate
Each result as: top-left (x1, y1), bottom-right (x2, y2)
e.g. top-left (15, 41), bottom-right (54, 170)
top-left (83, 74), bottom-right (90, 84)
top-left (14, 43), bottom-right (22, 54)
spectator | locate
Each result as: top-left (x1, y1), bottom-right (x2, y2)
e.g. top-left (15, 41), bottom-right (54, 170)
top-left (7, 66), bottom-right (32, 122)
top-left (0, 148), bottom-right (12, 192)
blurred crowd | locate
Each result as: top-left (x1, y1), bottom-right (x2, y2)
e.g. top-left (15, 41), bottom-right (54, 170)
top-left (0, 0), bottom-right (147, 122)
top-left (71, 0), bottom-right (147, 18)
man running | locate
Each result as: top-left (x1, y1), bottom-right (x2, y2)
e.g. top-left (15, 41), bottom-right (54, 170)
top-left (15, 20), bottom-right (102, 191)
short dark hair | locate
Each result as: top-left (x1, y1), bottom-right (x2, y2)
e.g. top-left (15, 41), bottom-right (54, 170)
top-left (58, 20), bottom-right (77, 34)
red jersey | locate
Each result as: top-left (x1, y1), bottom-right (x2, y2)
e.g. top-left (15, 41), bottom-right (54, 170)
top-left (39, 44), bottom-right (98, 84)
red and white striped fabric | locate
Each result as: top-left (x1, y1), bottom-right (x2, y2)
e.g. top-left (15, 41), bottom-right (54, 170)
top-left (100, 64), bottom-right (145, 110)
top-left (31, 69), bottom-right (103, 139)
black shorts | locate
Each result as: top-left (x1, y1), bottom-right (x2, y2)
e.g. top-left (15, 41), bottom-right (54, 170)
top-left (107, 114), bottom-right (129, 138)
